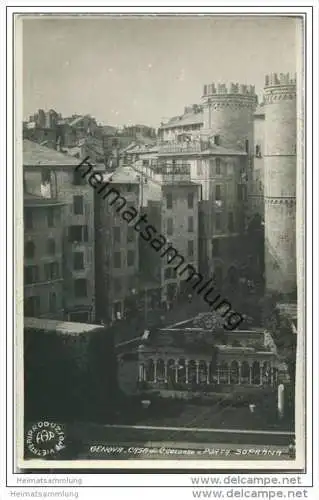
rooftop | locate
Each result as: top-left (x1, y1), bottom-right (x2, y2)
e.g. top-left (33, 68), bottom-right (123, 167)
top-left (160, 112), bottom-right (203, 130)
top-left (102, 166), bottom-right (140, 184)
top-left (127, 143), bottom-right (159, 154)
top-left (139, 313), bottom-right (267, 352)
top-left (23, 139), bottom-right (82, 167)
top-left (24, 317), bottom-right (105, 336)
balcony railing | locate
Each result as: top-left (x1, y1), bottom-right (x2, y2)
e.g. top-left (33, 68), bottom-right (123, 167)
top-left (153, 164), bottom-right (190, 175)
top-left (158, 141), bottom-right (209, 154)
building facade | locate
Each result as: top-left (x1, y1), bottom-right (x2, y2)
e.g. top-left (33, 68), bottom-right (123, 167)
top-left (24, 195), bottom-right (65, 320)
top-left (156, 82), bottom-right (258, 287)
top-left (94, 167), bottom-right (140, 322)
top-left (23, 139), bottom-right (96, 322)
top-left (139, 172), bottom-right (200, 304)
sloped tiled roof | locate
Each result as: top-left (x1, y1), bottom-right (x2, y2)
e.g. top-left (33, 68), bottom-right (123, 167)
top-left (127, 143), bottom-right (158, 154)
top-left (23, 139), bottom-right (81, 167)
top-left (160, 112), bottom-right (203, 129)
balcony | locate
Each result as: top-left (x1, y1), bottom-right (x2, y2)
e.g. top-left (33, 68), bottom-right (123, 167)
top-left (158, 141), bottom-right (209, 155)
top-left (153, 163), bottom-right (191, 183)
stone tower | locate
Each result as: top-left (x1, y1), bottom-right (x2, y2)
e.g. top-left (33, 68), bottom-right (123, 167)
top-left (201, 82), bottom-right (257, 154)
top-left (198, 83), bottom-right (257, 286)
top-left (263, 73), bottom-right (297, 295)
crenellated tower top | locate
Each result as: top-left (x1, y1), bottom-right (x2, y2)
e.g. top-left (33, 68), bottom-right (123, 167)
top-left (263, 73), bottom-right (296, 104)
top-left (203, 82), bottom-right (256, 97)
top-left (264, 72), bottom-right (296, 88)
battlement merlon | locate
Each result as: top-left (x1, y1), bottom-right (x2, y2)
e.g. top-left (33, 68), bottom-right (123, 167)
top-left (264, 72), bottom-right (297, 88)
top-left (202, 82), bottom-right (256, 97)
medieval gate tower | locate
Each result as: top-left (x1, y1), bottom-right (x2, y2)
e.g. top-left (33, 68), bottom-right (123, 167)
top-left (200, 83), bottom-right (257, 282)
top-left (201, 82), bottom-right (257, 153)
top-left (263, 73), bottom-right (297, 295)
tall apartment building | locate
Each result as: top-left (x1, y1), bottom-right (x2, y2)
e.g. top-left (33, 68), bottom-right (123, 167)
top-left (24, 194), bottom-right (65, 319)
top-left (139, 166), bottom-right (200, 304)
top-left (94, 167), bottom-right (140, 322)
top-left (23, 139), bottom-right (96, 322)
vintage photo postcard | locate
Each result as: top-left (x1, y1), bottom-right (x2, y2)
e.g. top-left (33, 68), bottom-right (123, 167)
top-left (12, 11), bottom-right (309, 472)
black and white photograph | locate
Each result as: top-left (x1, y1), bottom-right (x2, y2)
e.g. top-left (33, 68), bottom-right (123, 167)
top-left (13, 12), bottom-right (307, 471)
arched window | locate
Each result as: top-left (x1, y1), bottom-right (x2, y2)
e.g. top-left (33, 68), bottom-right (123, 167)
top-left (47, 238), bottom-right (56, 255)
top-left (25, 241), bottom-right (35, 259)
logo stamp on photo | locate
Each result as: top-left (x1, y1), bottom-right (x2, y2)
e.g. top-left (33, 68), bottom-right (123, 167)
top-left (25, 421), bottom-right (66, 457)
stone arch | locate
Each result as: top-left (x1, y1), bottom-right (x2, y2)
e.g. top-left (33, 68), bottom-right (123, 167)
top-left (230, 360), bottom-right (240, 384)
top-left (252, 361), bottom-right (260, 385)
top-left (146, 359), bottom-right (154, 382)
top-left (199, 360), bottom-right (207, 384)
top-left (241, 361), bottom-right (250, 384)
top-left (139, 363), bottom-right (145, 382)
top-left (157, 359), bottom-right (165, 381)
top-left (177, 358), bottom-right (186, 383)
top-left (167, 358), bottom-right (176, 384)
top-left (188, 360), bottom-right (197, 384)
top-left (219, 361), bottom-right (229, 384)
top-left (262, 361), bottom-right (271, 385)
